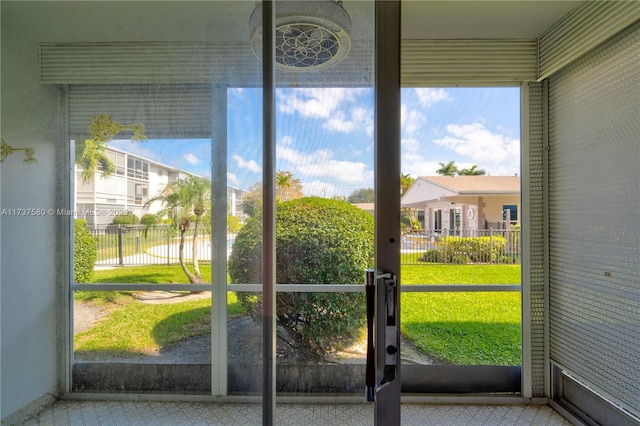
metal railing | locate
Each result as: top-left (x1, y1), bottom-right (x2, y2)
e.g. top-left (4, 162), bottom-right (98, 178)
top-left (90, 224), bottom-right (233, 266)
top-left (401, 228), bottom-right (520, 265)
top-left (90, 225), bottom-right (520, 267)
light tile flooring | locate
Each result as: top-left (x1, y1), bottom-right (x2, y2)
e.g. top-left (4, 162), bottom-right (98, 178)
top-left (22, 401), bottom-right (573, 425)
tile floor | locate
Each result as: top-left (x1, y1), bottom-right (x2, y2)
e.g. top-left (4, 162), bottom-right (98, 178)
top-left (21, 400), bottom-right (573, 425)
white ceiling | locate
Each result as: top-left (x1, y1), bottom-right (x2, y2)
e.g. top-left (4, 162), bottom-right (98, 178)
top-left (2, 1), bottom-right (585, 42)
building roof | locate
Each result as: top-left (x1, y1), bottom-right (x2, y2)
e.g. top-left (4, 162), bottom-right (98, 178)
top-left (106, 145), bottom-right (183, 173)
top-left (401, 175), bottom-right (521, 208)
top-left (352, 202), bottom-right (375, 212)
top-left (419, 176), bottom-right (520, 194)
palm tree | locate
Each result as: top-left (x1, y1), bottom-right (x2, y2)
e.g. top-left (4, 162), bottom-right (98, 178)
top-left (400, 173), bottom-right (419, 229)
top-left (75, 139), bottom-right (114, 182)
top-left (145, 175), bottom-right (211, 285)
top-left (459, 165), bottom-right (487, 175)
top-left (400, 173), bottom-right (415, 196)
top-left (436, 161), bottom-right (458, 176)
top-left (276, 170), bottom-right (303, 201)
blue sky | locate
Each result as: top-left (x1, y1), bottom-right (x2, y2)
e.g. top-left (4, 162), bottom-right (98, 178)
top-left (110, 87), bottom-right (520, 198)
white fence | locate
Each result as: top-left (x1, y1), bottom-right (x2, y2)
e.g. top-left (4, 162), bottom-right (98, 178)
top-left (401, 228), bottom-right (521, 265)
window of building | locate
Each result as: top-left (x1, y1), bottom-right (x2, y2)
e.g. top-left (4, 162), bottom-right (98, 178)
top-left (503, 204), bottom-right (518, 224)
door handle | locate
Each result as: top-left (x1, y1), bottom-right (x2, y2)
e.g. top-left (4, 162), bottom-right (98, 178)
top-left (365, 269), bottom-right (399, 401)
top-left (378, 272), bottom-right (398, 392)
top-left (365, 269), bottom-right (376, 401)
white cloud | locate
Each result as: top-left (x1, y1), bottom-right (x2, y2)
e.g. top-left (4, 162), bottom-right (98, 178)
top-left (278, 88), bottom-right (372, 135)
top-left (433, 123), bottom-right (520, 175)
top-left (232, 154), bottom-right (261, 173)
top-left (303, 160), bottom-right (372, 184)
top-left (401, 152), bottom-right (444, 177)
top-left (401, 137), bottom-right (421, 153)
top-left (303, 180), bottom-right (337, 197)
top-left (183, 153), bottom-right (200, 165)
top-left (414, 88), bottom-right (451, 107)
top-left (277, 145), bottom-right (372, 184)
top-left (322, 107), bottom-right (373, 136)
top-left (279, 135), bottom-right (295, 146)
top-left (227, 172), bottom-right (240, 185)
top-left (278, 88), bottom-right (366, 118)
top-left (401, 104), bottom-right (426, 136)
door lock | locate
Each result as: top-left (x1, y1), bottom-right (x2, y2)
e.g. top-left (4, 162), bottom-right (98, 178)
top-left (365, 269), bottom-right (399, 401)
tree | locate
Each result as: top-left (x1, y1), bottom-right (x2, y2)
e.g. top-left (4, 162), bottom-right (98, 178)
top-left (458, 165), bottom-right (487, 175)
top-left (276, 170), bottom-right (303, 201)
top-left (227, 215), bottom-right (242, 234)
top-left (400, 173), bottom-right (415, 196)
top-left (75, 114), bottom-right (146, 182)
top-left (229, 197), bottom-right (374, 357)
top-left (145, 175), bottom-right (211, 285)
top-left (241, 182), bottom-right (263, 218)
top-left (241, 171), bottom-right (303, 217)
top-left (400, 173), bottom-right (419, 230)
top-left (436, 161), bottom-right (458, 176)
top-left (75, 139), bottom-right (114, 182)
top-left (347, 187), bottom-right (374, 203)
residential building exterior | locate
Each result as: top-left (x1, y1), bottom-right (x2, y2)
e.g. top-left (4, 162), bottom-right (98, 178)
top-left (401, 176), bottom-right (520, 232)
top-left (74, 146), bottom-right (247, 228)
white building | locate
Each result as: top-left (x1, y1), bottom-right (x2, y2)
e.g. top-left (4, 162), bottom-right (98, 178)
top-left (402, 176), bottom-right (521, 232)
top-left (74, 146), bottom-right (247, 227)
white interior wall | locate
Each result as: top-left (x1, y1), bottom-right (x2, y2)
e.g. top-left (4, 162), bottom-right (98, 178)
top-left (0, 23), bottom-right (61, 419)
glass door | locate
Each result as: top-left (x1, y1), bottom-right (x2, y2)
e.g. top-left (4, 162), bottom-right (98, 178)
top-left (399, 85), bottom-right (523, 394)
top-left (69, 1), bottom-right (400, 423)
top-left (244, 0), bottom-right (376, 399)
top-left (69, 2), bottom-right (264, 416)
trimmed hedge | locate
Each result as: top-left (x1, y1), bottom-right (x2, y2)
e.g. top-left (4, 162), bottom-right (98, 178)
top-left (112, 212), bottom-right (139, 225)
top-left (229, 197), bottom-right (374, 357)
top-left (420, 236), bottom-right (507, 263)
top-left (74, 219), bottom-right (97, 283)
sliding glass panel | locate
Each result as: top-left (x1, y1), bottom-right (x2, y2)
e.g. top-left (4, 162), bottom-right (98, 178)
top-left (225, 85), bottom-right (264, 397)
top-left (72, 133), bottom-right (215, 394)
top-left (259, 0), bottom-right (375, 398)
top-left (69, 0), bottom-right (263, 403)
top-left (400, 87), bottom-right (523, 392)
top-left (73, 288), bottom-right (212, 393)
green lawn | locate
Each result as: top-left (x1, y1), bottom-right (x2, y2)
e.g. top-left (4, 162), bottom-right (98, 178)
top-left (75, 297), bottom-right (213, 357)
top-left (402, 263), bottom-right (520, 284)
top-left (75, 265), bottom-right (237, 357)
top-left (401, 264), bottom-right (521, 365)
top-left (77, 264), bottom-right (521, 365)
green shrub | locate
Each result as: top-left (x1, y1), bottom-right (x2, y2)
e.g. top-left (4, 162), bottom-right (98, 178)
top-left (419, 249), bottom-right (442, 263)
top-left (227, 215), bottom-right (242, 234)
top-left (507, 224), bottom-right (521, 254)
top-left (74, 219), bottom-right (97, 283)
top-left (499, 254), bottom-right (520, 264)
top-left (451, 254), bottom-right (471, 264)
top-left (229, 197), bottom-right (374, 357)
top-left (140, 213), bottom-right (157, 226)
top-left (441, 236), bottom-right (506, 263)
top-left (112, 212), bottom-right (139, 225)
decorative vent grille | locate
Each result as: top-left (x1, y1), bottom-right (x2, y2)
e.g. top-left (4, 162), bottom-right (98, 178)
top-left (276, 23), bottom-right (342, 69)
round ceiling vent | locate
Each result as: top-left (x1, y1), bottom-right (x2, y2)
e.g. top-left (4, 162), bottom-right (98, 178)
top-left (250, 1), bottom-right (351, 71)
